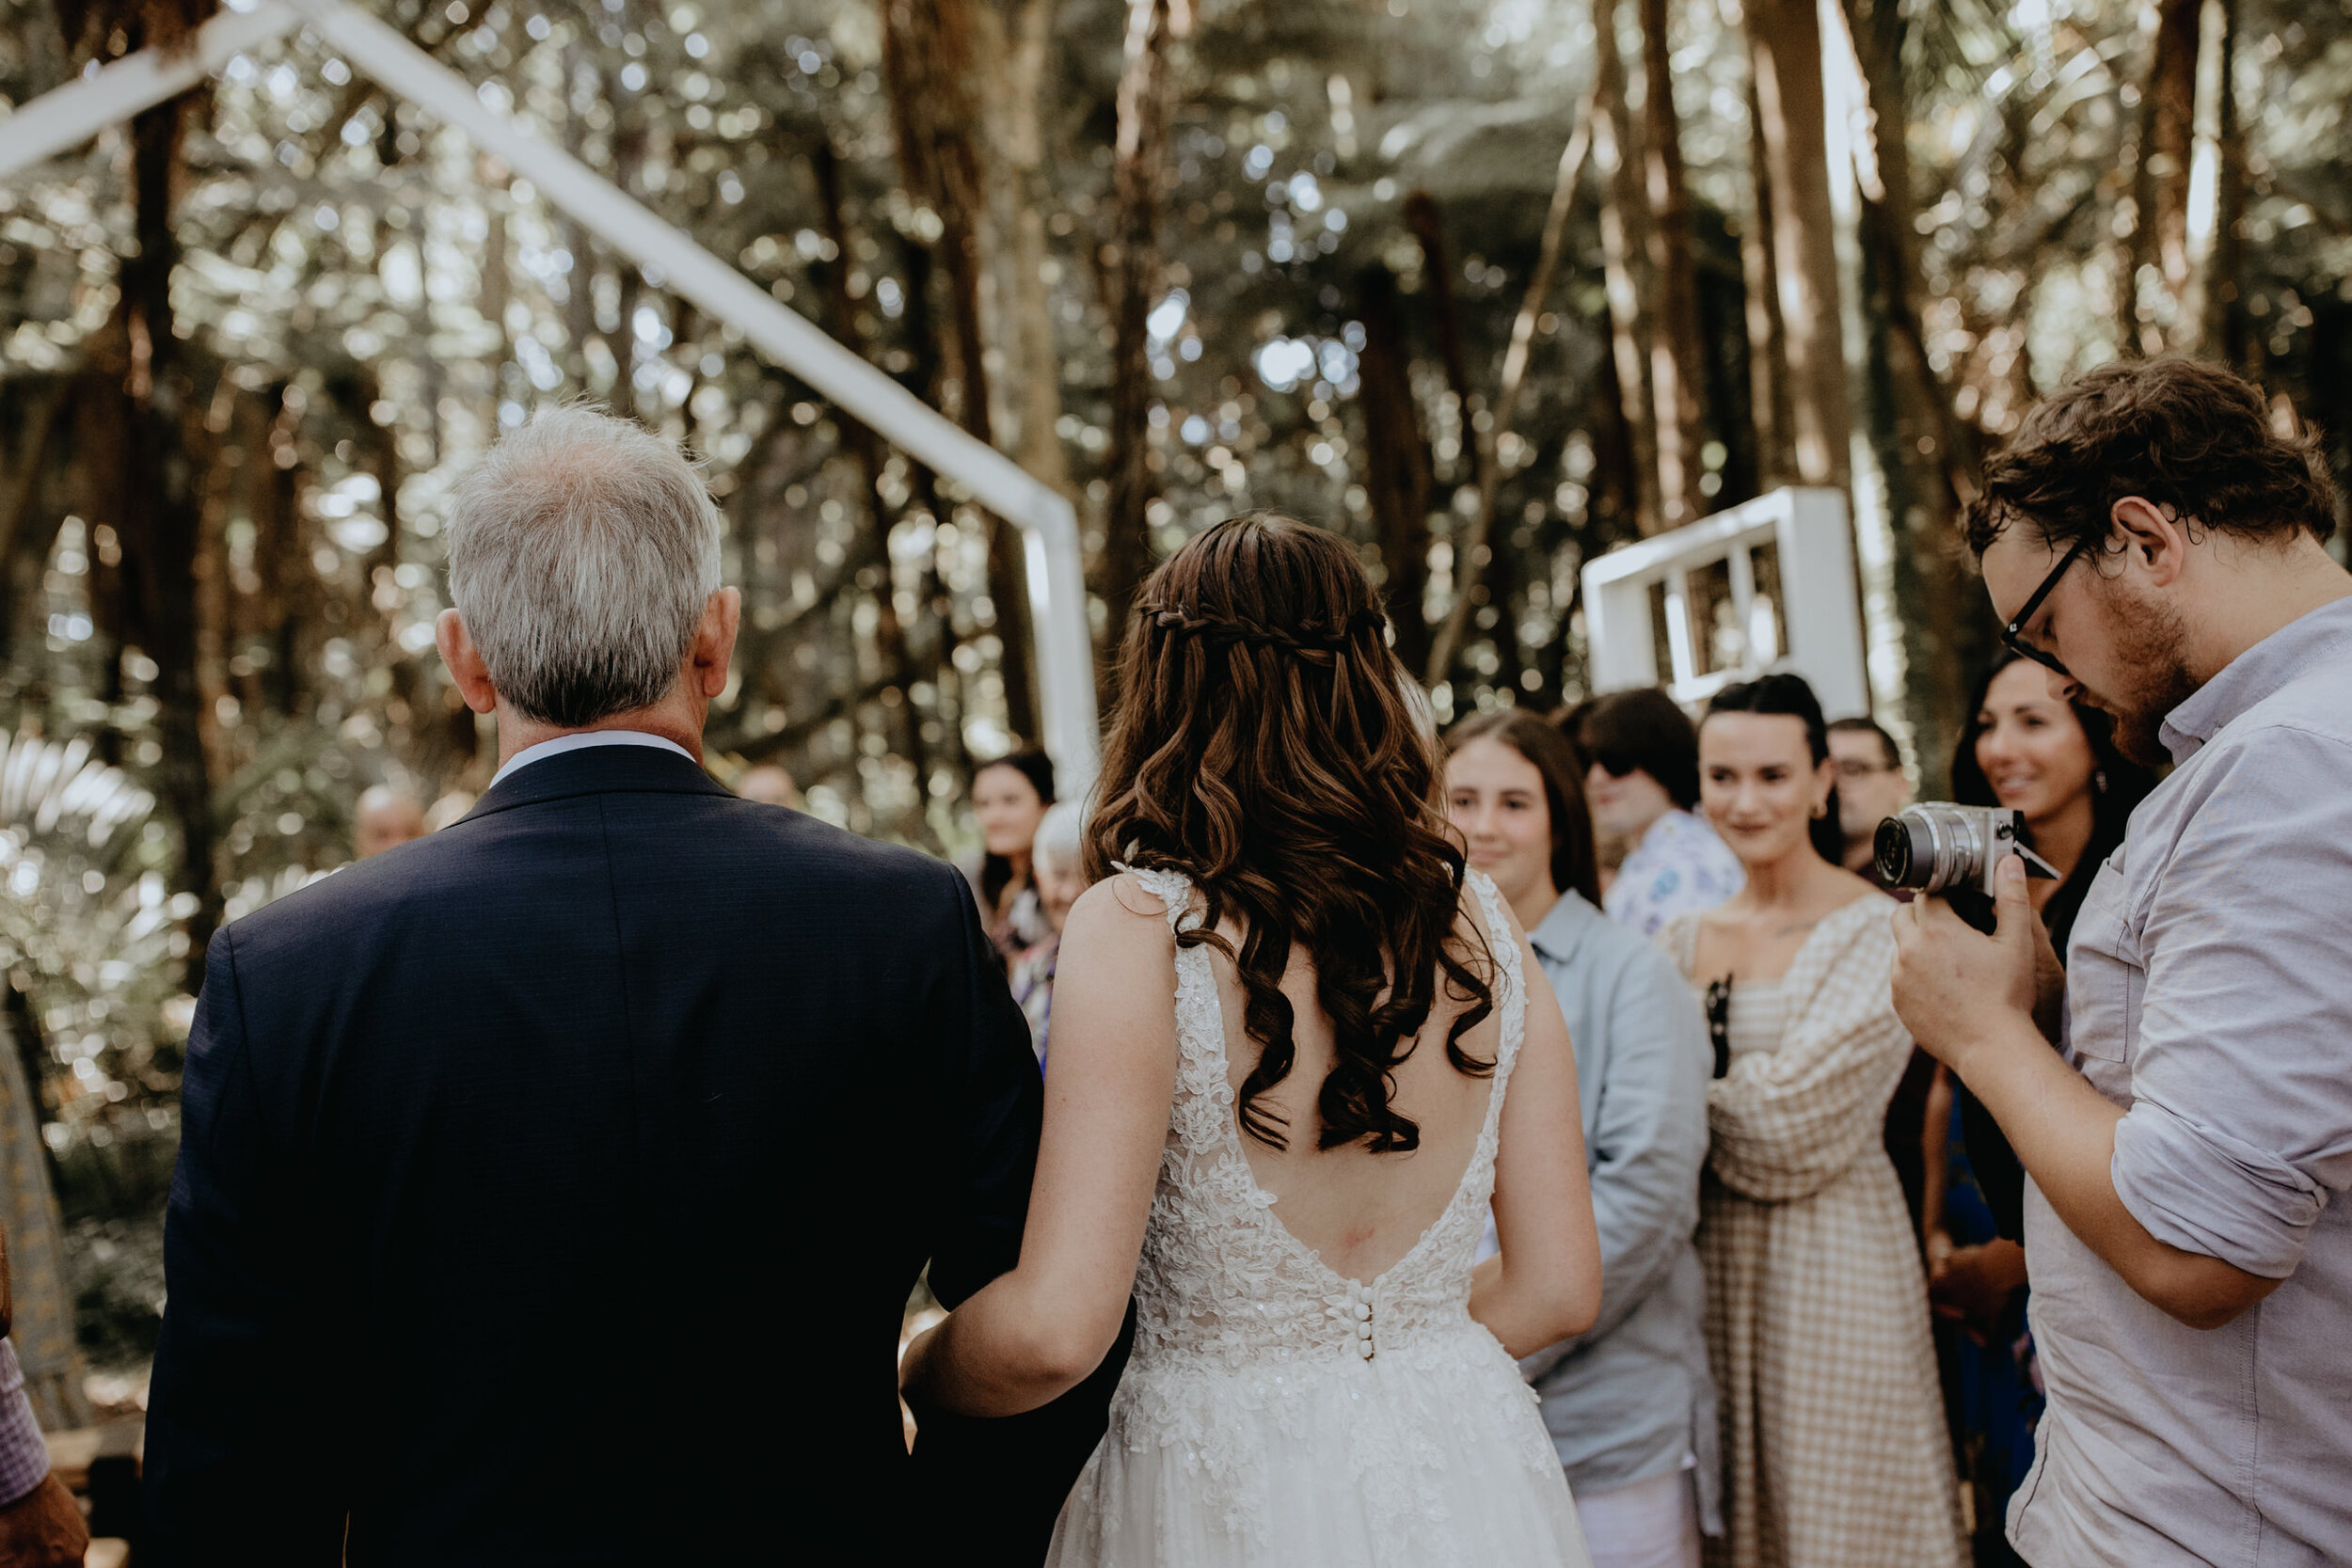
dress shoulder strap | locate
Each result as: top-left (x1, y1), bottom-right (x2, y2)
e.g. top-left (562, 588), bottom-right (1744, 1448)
top-left (1115, 862), bottom-right (1198, 937)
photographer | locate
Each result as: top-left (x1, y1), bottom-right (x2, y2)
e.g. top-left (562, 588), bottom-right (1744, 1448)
top-left (1889, 356), bottom-right (2352, 1566)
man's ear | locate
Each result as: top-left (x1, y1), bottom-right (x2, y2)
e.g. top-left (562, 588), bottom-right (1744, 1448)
top-left (691, 587), bottom-right (743, 700)
top-left (437, 610), bottom-right (501, 715)
top-left (2109, 497), bottom-right (2191, 588)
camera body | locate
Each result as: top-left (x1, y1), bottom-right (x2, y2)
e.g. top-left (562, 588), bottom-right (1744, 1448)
top-left (1874, 803), bottom-right (2047, 896)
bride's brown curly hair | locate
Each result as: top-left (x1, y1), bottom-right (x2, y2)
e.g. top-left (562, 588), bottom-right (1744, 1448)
top-left (1084, 512), bottom-right (1495, 1153)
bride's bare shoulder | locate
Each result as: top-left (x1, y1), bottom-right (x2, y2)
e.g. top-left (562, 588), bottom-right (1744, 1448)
top-left (1065, 870), bottom-right (1184, 942)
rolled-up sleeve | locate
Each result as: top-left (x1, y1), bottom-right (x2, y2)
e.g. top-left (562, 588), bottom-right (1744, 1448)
top-left (2111, 728), bottom-right (2352, 1279)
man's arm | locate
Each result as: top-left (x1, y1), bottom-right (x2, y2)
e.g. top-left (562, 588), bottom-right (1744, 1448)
top-left (142, 929), bottom-right (349, 1561)
top-left (0, 1339), bottom-right (87, 1568)
top-left (1893, 861), bottom-right (2280, 1329)
top-left (1520, 958), bottom-right (1708, 1381)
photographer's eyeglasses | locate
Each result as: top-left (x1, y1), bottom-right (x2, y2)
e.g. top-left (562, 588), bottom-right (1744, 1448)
top-left (1999, 533), bottom-right (2098, 680)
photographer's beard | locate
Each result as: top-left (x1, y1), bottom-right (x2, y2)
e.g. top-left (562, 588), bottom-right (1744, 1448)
top-left (2085, 578), bottom-right (2199, 768)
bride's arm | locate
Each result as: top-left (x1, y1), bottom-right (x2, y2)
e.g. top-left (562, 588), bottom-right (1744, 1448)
top-left (1470, 925), bottom-right (1603, 1358)
top-left (901, 874), bottom-right (1180, 1417)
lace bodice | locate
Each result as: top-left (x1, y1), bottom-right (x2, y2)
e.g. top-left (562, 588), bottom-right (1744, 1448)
top-left (1117, 865), bottom-right (1528, 1375)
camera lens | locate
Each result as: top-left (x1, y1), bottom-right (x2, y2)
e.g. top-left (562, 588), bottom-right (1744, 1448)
top-left (1874, 816), bottom-right (1923, 889)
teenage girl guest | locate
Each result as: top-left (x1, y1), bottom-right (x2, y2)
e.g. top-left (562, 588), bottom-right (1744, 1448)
top-left (1660, 673), bottom-right (1963, 1568)
top-left (965, 748), bottom-right (1057, 966)
top-left (1447, 709), bottom-right (1721, 1568)
top-left (1917, 651), bottom-right (2155, 1566)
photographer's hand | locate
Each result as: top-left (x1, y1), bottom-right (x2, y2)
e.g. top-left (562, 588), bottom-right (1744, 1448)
top-left (1891, 856), bottom-right (2038, 1075)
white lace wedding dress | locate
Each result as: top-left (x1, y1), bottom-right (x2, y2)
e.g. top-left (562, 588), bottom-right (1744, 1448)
top-left (1046, 867), bottom-right (1593, 1568)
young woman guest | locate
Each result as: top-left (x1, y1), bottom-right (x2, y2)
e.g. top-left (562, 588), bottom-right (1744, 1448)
top-left (1661, 673), bottom-right (1963, 1568)
top-left (1447, 709), bottom-right (1721, 1568)
top-left (966, 748), bottom-right (1057, 965)
top-left (1918, 651), bottom-right (2156, 1565)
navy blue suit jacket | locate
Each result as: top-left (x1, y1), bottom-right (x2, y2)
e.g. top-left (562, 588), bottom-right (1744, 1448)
top-left (142, 744), bottom-right (1117, 1564)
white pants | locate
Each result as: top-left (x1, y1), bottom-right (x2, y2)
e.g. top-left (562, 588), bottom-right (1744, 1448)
top-left (1574, 1467), bottom-right (1704, 1568)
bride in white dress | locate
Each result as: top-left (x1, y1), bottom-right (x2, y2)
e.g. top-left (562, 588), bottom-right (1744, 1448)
top-left (900, 513), bottom-right (1600, 1567)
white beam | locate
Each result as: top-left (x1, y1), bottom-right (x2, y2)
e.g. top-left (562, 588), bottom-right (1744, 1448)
top-left (0, 5), bottom-right (301, 183)
top-left (0, 0), bottom-right (1103, 785)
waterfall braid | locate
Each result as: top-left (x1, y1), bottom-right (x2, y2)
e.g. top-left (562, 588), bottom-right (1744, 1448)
top-left (1085, 512), bottom-right (1495, 1154)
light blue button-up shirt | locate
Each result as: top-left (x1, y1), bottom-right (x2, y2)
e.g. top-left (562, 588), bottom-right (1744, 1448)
top-left (1517, 891), bottom-right (1720, 1527)
top-left (2012, 594), bottom-right (2352, 1568)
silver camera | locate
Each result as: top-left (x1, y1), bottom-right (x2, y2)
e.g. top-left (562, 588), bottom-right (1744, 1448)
top-left (1874, 803), bottom-right (2059, 896)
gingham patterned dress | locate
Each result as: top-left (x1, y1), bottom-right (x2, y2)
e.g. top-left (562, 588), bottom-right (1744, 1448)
top-left (1661, 896), bottom-right (1964, 1568)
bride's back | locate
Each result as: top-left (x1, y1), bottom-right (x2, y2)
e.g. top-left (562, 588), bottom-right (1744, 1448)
top-left (1200, 899), bottom-right (1502, 1284)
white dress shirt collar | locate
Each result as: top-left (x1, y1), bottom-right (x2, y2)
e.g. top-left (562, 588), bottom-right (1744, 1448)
top-left (488, 730), bottom-right (696, 791)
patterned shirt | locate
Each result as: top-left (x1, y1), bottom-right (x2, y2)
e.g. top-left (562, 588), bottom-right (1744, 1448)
top-left (0, 1340), bottom-right (53, 1507)
top-left (2013, 594), bottom-right (2352, 1567)
top-left (1604, 809), bottom-right (1744, 939)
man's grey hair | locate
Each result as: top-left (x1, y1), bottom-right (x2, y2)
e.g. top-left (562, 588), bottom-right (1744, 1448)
top-left (446, 405), bottom-right (723, 727)
top-left (1031, 799), bottom-right (1086, 876)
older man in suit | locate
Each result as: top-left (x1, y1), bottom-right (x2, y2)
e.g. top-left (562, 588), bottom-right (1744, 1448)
top-left (144, 406), bottom-right (1118, 1564)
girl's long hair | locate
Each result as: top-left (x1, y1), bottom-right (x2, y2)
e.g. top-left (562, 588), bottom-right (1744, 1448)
top-left (1085, 512), bottom-right (1494, 1153)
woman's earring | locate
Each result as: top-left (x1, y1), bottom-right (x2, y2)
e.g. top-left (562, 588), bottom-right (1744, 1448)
top-left (2094, 769), bottom-right (2108, 794)
top-left (1811, 800), bottom-right (1829, 820)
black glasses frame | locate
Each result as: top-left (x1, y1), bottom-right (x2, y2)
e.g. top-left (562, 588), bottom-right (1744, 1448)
top-left (1999, 533), bottom-right (2098, 678)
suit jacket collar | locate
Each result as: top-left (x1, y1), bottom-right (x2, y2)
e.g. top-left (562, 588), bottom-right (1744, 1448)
top-left (462, 740), bottom-right (733, 822)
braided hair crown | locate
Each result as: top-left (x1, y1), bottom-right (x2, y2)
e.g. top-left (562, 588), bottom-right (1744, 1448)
top-left (1087, 511), bottom-right (1495, 1157)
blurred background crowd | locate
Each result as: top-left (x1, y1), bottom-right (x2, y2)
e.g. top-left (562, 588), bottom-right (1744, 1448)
top-left (1, 0), bottom-right (2348, 1557)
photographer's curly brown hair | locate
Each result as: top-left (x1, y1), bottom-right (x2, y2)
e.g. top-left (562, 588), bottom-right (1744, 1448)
top-left (1084, 512), bottom-right (1495, 1154)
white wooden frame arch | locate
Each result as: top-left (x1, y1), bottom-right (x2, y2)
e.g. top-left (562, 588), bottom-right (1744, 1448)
top-left (0, 0), bottom-right (1102, 785)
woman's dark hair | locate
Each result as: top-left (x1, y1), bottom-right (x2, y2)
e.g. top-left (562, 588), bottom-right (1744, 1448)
top-left (1965, 355), bottom-right (2339, 558)
top-left (977, 748), bottom-right (1057, 914)
top-left (1086, 511), bottom-right (1494, 1155)
top-left (1443, 708), bottom-right (1603, 909)
top-left (1572, 688), bottom-right (1702, 809)
top-left (1949, 649), bottom-right (2156, 950)
top-left (1702, 673), bottom-right (1844, 864)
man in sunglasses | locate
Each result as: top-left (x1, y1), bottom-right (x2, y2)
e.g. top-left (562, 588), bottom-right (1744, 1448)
top-left (1889, 356), bottom-right (2352, 1567)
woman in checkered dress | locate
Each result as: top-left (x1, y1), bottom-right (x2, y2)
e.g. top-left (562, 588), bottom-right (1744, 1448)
top-left (1661, 675), bottom-right (1964, 1568)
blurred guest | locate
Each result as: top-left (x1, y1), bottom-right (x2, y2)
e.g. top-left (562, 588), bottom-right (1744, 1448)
top-left (1661, 674), bottom-right (1963, 1568)
top-left (1918, 650), bottom-right (2154, 1566)
top-left (0, 1020), bottom-right (85, 1433)
top-left (1825, 717), bottom-right (1933, 1238)
top-left (737, 764), bottom-right (802, 810)
top-left (1825, 718), bottom-right (1911, 879)
top-left (0, 1231), bottom-right (90, 1566)
top-left (1571, 689), bottom-right (1743, 938)
top-left (1009, 800), bottom-right (1086, 1066)
top-left (965, 749), bottom-right (1056, 966)
top-left (1446, 710), bottom-right (1720, 1568)
top-left (355, 784), bottom-right (427, 860)
top-left (422, 791), bottom-right (475, 833)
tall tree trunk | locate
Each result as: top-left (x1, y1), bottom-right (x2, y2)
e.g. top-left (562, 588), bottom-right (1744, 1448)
top-left (1592, 0), bottom-right (1661, 532)
top-left (1354, 265), bottom-right (1434, 676)
top-left (1845, 0), bottom-right (1981, 772)
top-left (985, 0), bottom-right (1071, 495)
top-left (2193, 0), bottom-right (2244, 363)
top-left (81, 92), bottom-right (219, 982)
top-left (1746, 0), bottom-right (1851, 489)
top-left (812, 136), bottom-right (928, 793)
top-left (1401, 190), bottom-right (1498, 686)
top-left (2123, 0), bottom-right (2201, 356)
top-left (1740, 62), bottom-right (1793, 491)
top-left (882, 0), bottom-right (1039, 744)
top-left (1640, 0), bottom-right (1707, 527)
top-left (1100, 0), bottom-right (1176, 669)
